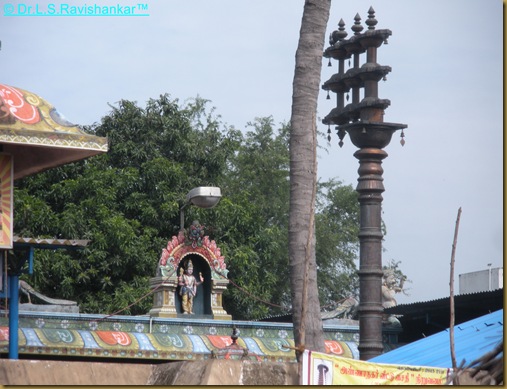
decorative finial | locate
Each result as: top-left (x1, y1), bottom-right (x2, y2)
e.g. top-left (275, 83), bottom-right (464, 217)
top-left (336, 18), bottom-right (348, 40)
top-left (400, 130), bottom-right (405, 146)
top-left (366, 7), bottom-right (377, 30)
top-left (329, 18), bottom-right (348, 45)
top-left (352, 13), bottom-right (363, 35)
top-left (327, 125), bottom-right (332, 142)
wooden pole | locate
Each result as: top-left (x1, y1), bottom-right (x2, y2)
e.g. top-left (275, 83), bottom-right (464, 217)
top-left (299, 118), bottom-right (317, 356)
top-left (449, 207), bottom-right (462, 385)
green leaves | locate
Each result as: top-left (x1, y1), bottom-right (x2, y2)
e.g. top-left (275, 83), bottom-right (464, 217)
top-left (15, 95), bottom-right (233, 315)
top-left (14, 96), bottom-right (363, 320)
top-left (315, 180), bottom-right (360, 304)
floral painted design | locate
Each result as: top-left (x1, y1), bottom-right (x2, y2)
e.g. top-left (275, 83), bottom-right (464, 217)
top-left (278, 330), bottom-right (288, 339)
top-left (60, 320), bottom-right (70, 329)
top-left (334, 332), bottom-right (344, 341)
top-left (135, 323), bottom-right (145, 333)
top-left (159, 325), bottom-right (169, 334)
top-left (35, 318), bottom-right (45, 328)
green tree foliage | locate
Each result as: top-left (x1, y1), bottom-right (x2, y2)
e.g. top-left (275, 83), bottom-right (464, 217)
top-left (14, 95), bottom-right (361, 320)
top-left (315, 180), bottom-right (360, 307)
top-left (15, 95), bottom-right (238, 315)
top-left (215, 117), bottom-right (292, 319)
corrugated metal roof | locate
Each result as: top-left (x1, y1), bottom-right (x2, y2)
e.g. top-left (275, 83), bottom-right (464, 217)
top-left (386, 289), bottom-right (503, 343)
top-left (385, 288), bottom-right (503, 315)
top-left (370, 309), bottom-right (503, 368)
top-left (13, 236), bottom-right (89, 247)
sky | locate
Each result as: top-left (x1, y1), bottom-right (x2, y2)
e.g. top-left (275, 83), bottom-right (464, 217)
top-left (0, 0), bottom-right (503, 305)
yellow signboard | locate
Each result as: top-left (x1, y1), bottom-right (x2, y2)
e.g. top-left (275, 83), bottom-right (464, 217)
top-left (301, 350), bottom-right (450, 385)
top-left (0, 154), bottom-right (13, 249)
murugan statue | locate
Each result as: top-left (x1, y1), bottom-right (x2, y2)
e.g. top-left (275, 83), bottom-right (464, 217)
top-left (178, 260), bottom-right (204, 314)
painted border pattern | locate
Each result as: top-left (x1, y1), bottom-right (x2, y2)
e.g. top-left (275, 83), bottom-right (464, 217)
top-left (0, 314), bottom-right (359, 361)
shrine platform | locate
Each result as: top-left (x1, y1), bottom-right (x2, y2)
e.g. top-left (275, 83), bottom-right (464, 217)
top-left (0, 310), bottom-right (402, 362)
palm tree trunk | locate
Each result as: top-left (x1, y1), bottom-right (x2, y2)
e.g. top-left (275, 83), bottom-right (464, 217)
top-left (289, 0), bottom-right (330, 361)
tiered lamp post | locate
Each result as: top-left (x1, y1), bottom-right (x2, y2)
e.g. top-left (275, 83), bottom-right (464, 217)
top-left (322, 7), bottom-right (407, 360)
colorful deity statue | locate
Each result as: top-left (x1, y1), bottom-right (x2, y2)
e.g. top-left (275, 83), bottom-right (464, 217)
top-left (149, 225), bottom-right (231, 320)
top-left (188, 220), bottom-right (205, 248)
top-left (178, 260), bottom-right (204, 314)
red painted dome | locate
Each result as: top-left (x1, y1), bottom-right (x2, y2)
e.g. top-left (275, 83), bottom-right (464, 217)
top-left (0, 84), bottom-right (108, 180)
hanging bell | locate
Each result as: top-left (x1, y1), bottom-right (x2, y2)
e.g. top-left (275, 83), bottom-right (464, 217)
top-left (337, 127), bottom-right (346, 148)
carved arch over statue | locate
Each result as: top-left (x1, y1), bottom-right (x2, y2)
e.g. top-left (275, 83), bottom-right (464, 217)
top-left (157, 229), bottom-right (229, 278)
top-left (149, 223), bottom-right (231, 320)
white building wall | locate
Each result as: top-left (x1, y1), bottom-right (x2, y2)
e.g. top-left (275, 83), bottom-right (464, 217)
top-left (459, 267), bottom-right (503, 294)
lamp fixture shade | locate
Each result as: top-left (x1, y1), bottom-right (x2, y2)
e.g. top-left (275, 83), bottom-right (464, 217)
top-left (186, 186), bottom-right (222, 209)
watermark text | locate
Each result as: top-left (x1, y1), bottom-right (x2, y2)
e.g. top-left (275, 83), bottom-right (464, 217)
top-left (3, 2), bottom-right (150, 16)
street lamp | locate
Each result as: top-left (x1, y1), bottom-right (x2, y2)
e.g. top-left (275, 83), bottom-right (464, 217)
top-left (150, 185), bottom-right (230, 319)
top-left (180, 186), bottom-right (222, 230)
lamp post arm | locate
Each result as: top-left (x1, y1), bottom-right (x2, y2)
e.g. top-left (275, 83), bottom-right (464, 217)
top-left (180, 203), bottom-right (188, 231)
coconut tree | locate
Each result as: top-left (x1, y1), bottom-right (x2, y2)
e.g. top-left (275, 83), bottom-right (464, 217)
top-left (288, 0), bottom-right (331, 361)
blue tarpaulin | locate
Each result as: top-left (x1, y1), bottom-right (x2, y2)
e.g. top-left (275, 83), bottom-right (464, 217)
top-left (371, 309), bottom-right (503, 368)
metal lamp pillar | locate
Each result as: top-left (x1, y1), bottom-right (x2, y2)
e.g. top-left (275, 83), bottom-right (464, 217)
top-left (322, 7), bottom-right (407, 360)
top-left (355, 147), bottom-right (387, 359)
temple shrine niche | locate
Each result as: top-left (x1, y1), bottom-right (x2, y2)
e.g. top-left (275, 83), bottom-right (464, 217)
top-left (149, 221), bottom-right (231, 320)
